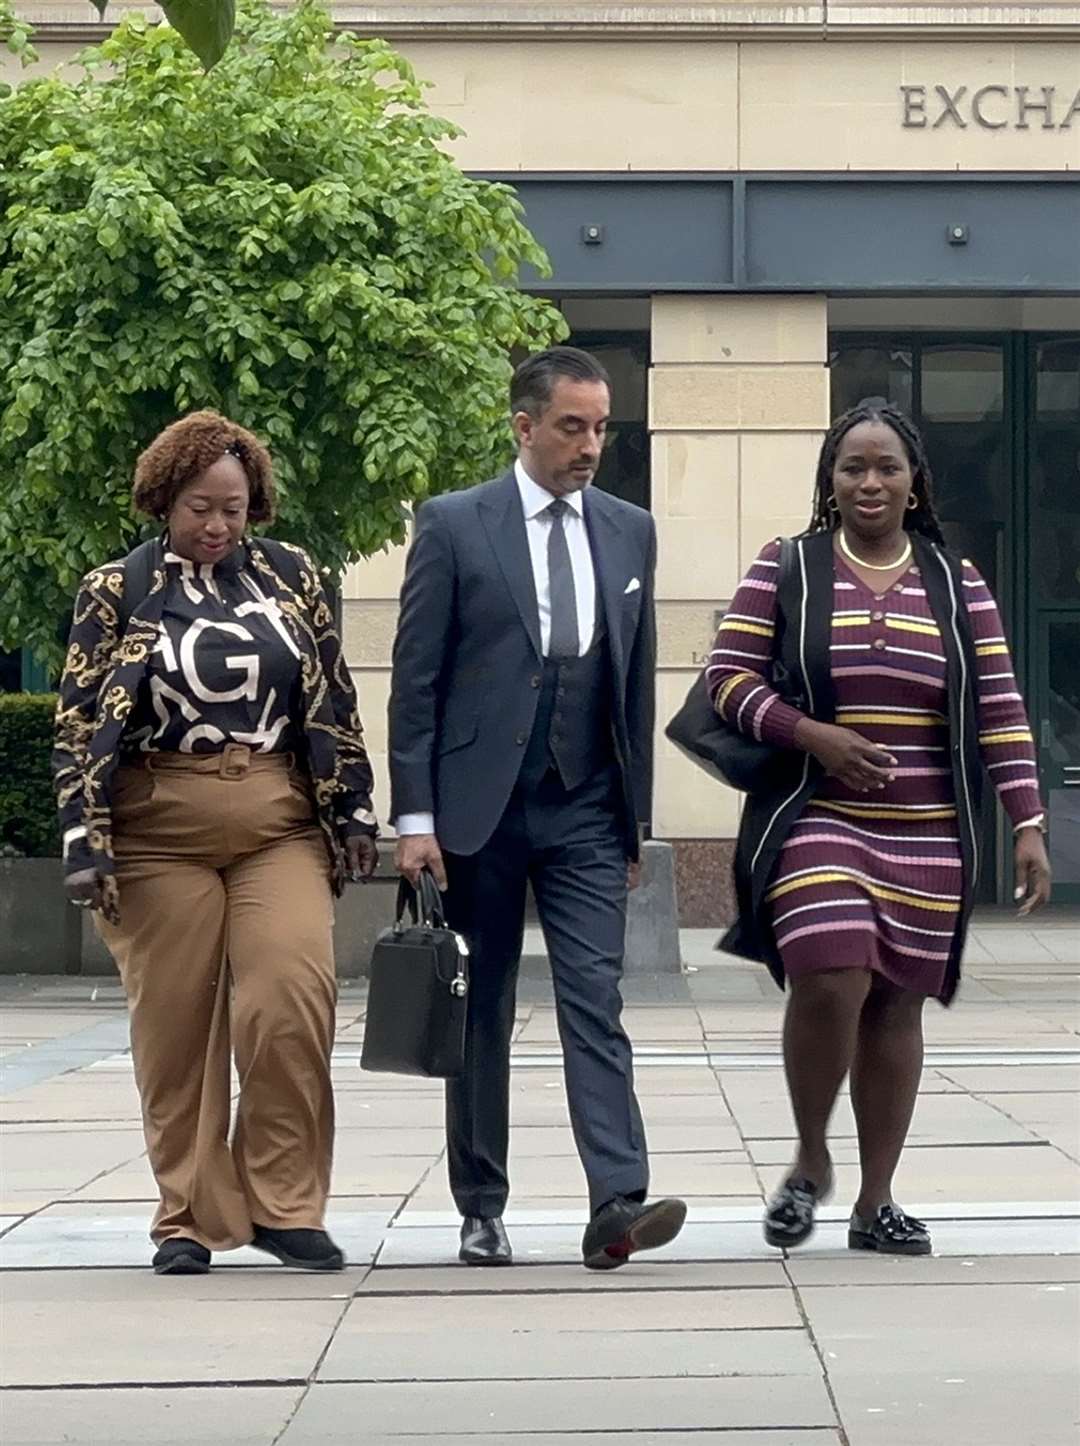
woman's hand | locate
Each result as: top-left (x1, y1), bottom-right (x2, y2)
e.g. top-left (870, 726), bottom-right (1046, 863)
top-left (795, 719), bottom-right (897, 793)
top-left (345, 834), bottom-right (379, 883)
top-left (65, 869), bottom-right (104, 913)
top-left (1014, 828), bottom-right (1051, 916)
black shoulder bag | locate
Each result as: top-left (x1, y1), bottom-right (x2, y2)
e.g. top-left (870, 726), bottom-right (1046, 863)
top-left (664, 538), bottom-right (803, 795)
top-left (361, 870), bottom-right (469, 1079)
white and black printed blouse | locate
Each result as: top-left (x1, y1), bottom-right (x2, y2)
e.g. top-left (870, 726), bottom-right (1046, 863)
top-left (123, 548), bottom-right (302, 755)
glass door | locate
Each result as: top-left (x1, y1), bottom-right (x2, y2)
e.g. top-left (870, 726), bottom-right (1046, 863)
top-left (1036, 617), bottom-right (1080, 904)
top-left (1029, 336), bottom-right (1080, 904)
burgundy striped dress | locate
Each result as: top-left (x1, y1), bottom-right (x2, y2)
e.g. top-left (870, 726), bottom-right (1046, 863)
top-left (706, 540), bottom-right (1044, 998)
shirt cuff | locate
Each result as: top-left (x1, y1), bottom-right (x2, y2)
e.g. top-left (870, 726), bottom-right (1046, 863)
top-left (395, 812), bottom-right (436, 836)
top-left (1013, 814), bottom-right (1047, 834)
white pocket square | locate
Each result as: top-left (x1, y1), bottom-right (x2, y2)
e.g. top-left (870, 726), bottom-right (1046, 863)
top-left (624, 578), bottom-right (641, 595)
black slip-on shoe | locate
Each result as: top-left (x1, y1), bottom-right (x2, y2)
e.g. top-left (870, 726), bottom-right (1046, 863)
top-left (459, 1216), bottom-right (513, 1266)
top-left (152, 1238), bottom-right (211, 1275)
top-left (251, 1226), bottom-right (345, 1272)
top-left (582, 1196), bottom-right (687, 1272)
top-left (763, 1168), bottom-right (835, 1251)
top-left (849, 1204), bottom-right (932, 1256)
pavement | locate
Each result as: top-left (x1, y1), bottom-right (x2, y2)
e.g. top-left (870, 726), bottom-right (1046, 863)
top-left (1, 915), bottom-right (1079, 1446)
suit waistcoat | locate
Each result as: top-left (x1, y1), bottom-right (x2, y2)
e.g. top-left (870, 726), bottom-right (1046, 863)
top-left (519, 620), bottom-right (615, 793)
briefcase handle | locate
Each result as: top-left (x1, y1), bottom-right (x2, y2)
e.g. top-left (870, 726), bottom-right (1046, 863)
top-left (394, 869), bottom-right (447, 932)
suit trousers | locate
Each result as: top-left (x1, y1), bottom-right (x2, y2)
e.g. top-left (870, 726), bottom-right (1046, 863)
top-left (443, 767), bottom-right (648, 1218)
top-left (97, 749), bottom-right (337, 1250)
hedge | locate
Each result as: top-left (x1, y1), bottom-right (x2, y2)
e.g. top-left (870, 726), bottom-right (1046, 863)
top-left (0, 693), bottom-right (59, 857)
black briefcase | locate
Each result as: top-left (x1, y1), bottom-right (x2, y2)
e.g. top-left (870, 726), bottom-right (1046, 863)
top-left (360, 871), bottom-right (469, 1079)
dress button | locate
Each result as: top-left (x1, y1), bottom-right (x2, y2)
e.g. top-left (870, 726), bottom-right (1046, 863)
top-left (515, 732), bottom-right (527, 745)
top-left (873, 638), bottom-right (887, 652)
top-left (530, 675), bottom-right (541, 689)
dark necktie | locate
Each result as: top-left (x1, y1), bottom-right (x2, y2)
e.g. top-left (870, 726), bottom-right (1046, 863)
top-left (546, 499), bottom-right (580, 660)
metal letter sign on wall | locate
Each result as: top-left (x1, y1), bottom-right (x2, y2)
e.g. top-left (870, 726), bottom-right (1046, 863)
top-left (901, 85), bottom-right (1080, 130)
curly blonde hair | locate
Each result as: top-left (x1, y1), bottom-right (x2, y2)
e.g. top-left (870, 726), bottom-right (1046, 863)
top-left (132, 411), bottom-right (276, 524)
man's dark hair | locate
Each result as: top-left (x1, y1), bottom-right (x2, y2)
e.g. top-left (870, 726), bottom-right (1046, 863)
top-left (510, 346), bottom-right (611, 418)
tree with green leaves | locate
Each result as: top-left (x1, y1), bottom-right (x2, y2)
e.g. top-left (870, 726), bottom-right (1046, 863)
top-left (0, 0), bottom-right (564, 669)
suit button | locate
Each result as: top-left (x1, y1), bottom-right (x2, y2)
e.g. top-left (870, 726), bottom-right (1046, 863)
top-left (872, 611), bottom-right (884, 623)
top-left (530, 675), bottom-right (541, 689)
top-left (516, 732), bottom-right (527, 745)
top-left (873, 638), bottom-right (887, 652)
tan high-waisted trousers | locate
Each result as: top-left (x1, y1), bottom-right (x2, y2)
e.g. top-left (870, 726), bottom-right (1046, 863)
top-left (98, 746), bottom-right (336, 1250)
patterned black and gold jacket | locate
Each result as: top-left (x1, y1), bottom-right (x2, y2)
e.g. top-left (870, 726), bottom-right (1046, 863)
top-left (53, 536), bottom-right (377, 921)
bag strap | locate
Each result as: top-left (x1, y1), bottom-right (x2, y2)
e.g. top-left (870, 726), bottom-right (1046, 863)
top-left (394, 869), bottom-right (447, 931)
top-left (118, 538), bottom-right (159, 632)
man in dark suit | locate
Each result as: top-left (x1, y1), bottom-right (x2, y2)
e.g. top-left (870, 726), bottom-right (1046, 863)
top-left (389, 346), bottom-right (686, 1270)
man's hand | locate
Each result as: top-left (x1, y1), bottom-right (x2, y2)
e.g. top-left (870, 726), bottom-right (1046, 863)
top-left (65, 868), bottom-right (103, 913)
top-left (1014, 828), bottom-right (1051, 916)
top-left (795, 719), bottom-right (897, 793)
top-left (627, 860), bottom-right (643, 892)
top-left (395, 833), bottom-right (448, 891)
top-left (345, 834), bottom-right (379, 883)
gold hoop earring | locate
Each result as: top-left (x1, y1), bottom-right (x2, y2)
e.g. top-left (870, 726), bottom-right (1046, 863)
top-left (906, 495), bottom-right (919, 511)
top-left (827, 495), bottom-right (840, 514)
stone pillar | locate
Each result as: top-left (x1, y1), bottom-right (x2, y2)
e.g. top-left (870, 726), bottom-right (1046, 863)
top-left (340, 540), bottom-right (410, 830)
top-left (648, 294), bottom-right (829, 922)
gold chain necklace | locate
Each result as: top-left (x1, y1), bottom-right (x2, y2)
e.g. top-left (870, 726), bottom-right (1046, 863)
top-left (839, 530), bottom-right (913, 573)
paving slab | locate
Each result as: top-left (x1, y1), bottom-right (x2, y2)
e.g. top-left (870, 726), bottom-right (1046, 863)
top-left (0, 1385), bottom-right (303, 1446)
top-left (830, 1144), bottom-right (1080, 1206)
top-left (282, 1375), bottom-right (838, 1438)
top-left (329, 1284), bottom-right (799, 1330)
top-left (786, 1253), bottom-right (1080, 1287)
top-left (319, 1323), bottom-right (818, 1382)
top-left (2, 1295), bottom-right (345, 1386)
top-left (1, 1266), bottom-right (369, 1303)
top-left (336, 1436), bottom-right (842, 1446)
top-left (939, 1065), bottom-right (1080, 1093)
top-left (2, 1128), bottom-right (149, 1192)
top-left (801, 1281), bottom-right (1080, 1446)
top-left (355, 1260), bottom-right (788, 1293)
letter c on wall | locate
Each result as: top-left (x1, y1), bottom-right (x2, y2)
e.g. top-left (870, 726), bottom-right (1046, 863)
top-left (972, 84), bottom-right (1009, 130)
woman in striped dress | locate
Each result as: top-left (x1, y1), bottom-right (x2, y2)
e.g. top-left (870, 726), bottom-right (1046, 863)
top-left (707, 398), bottom-right (1051, 1255)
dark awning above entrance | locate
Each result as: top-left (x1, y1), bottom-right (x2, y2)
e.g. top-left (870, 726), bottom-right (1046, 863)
top-left (471, 173), bottom-right (1080, 296)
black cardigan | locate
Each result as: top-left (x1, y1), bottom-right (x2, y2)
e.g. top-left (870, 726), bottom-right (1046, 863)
top-left (720, 529), bottom-right (982, 1005)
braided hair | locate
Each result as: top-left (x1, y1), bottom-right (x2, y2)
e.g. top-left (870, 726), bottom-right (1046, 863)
top-left (809, 397), bottom-right (946, 545)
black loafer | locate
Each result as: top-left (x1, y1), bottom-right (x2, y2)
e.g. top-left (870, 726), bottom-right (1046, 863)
top-left (152, 1238), bottom-right (211, 1275)
top-left (582, 1196), bottom-right (687, 1272)
top-left (763, 1169), bottom-right (834, 1250)
top-left (459, 1216), bottom-right (513, 1266)
top-left (849, 1204), bottom-right (932, 1256)
top-left (251, 1226), bottom-right (345, 1272)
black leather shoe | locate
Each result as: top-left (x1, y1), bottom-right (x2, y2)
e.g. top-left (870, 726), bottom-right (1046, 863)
top-left (582, 1196), bottom-right (687, 1271)
top-left (459, 1216), bottom-right (513, 1266)
top-left (849, 1204), bottom-right (932, 1256)
top-left (152, 1238), bottom-right (211, 1275)
top-left (251, 1226), bottom-right (345, 1272)
top-left (764, 1167), bottom-right (834, 1250)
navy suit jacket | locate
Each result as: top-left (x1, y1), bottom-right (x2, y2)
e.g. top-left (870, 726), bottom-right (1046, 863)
top-left (388, 469), bottom-right (657, 859)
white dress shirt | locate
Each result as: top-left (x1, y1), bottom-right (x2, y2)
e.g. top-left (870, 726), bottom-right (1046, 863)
top-left (395, 459), bottom-right (598, 836)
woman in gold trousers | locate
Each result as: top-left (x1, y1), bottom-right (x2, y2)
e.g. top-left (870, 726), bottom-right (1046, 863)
top-left (53, 411), bottom-right (379, 1275)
